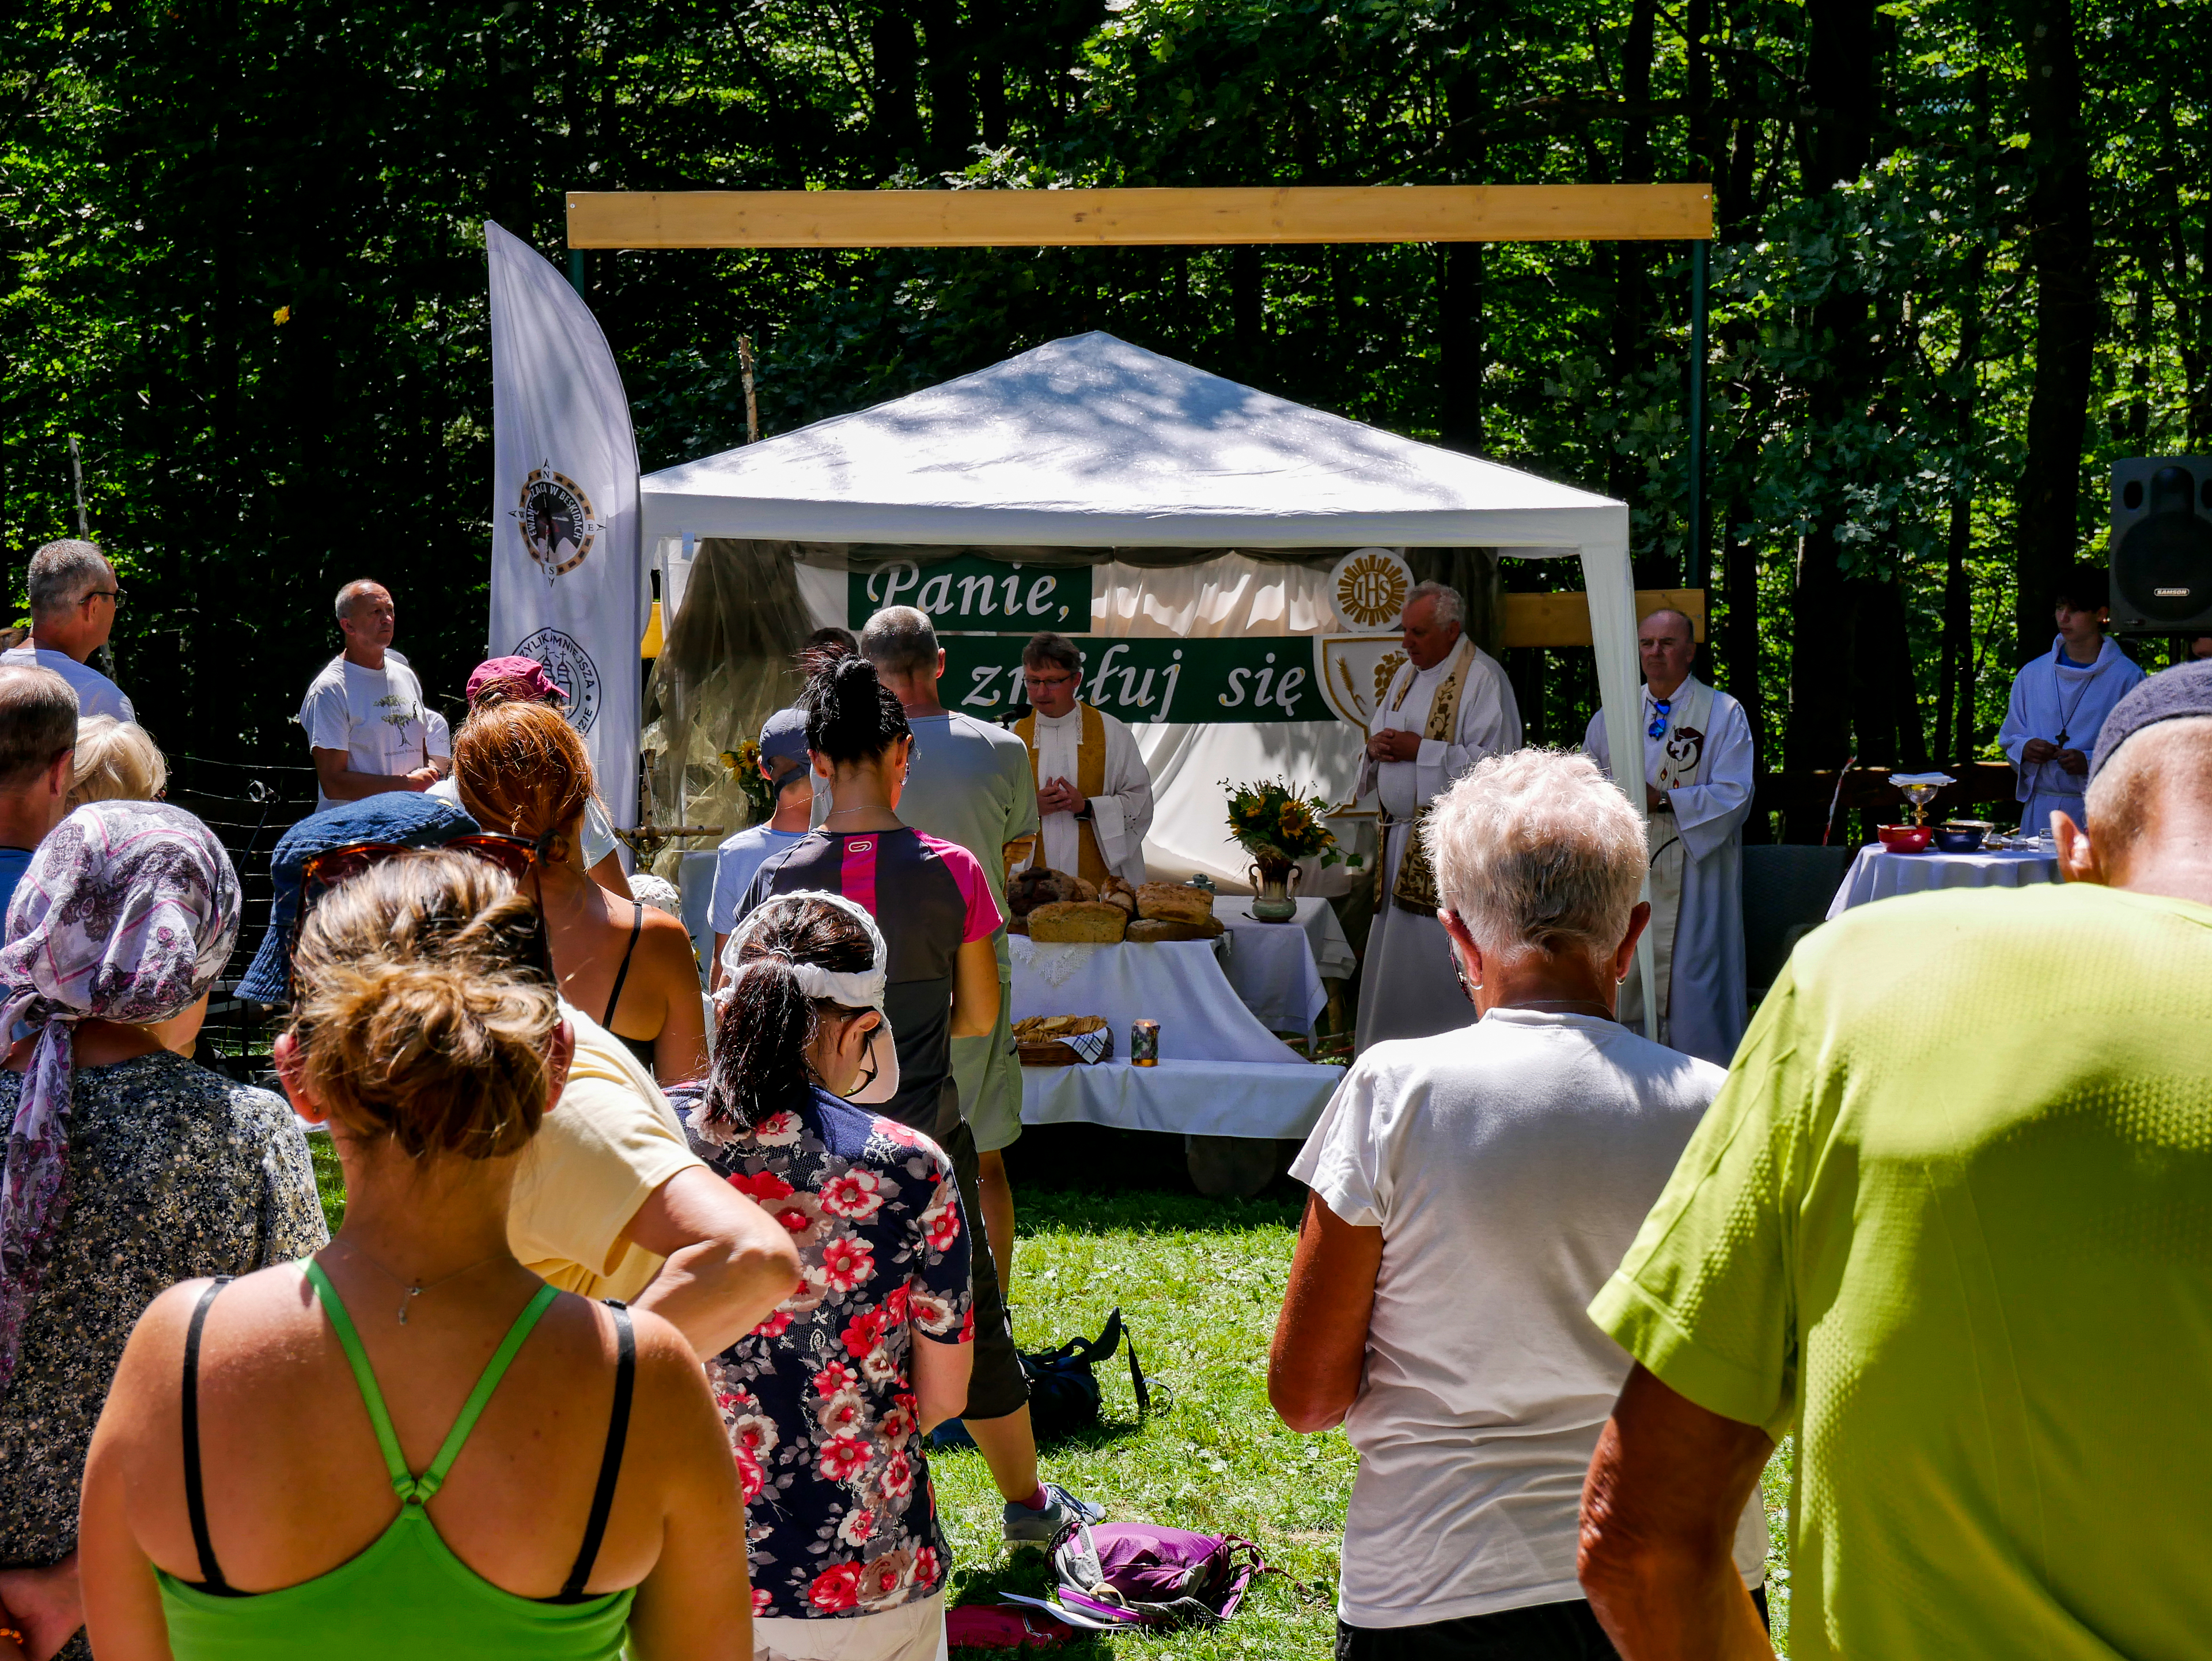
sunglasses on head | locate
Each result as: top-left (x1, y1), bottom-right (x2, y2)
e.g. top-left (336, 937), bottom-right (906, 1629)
top-left (291, 835), bottom-right (552, 999)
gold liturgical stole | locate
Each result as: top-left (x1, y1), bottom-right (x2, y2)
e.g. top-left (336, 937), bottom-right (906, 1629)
top-left (1381, 637), bottom-right (1474, 914)
top-left (1012, 704), bottom-right (1111, 887)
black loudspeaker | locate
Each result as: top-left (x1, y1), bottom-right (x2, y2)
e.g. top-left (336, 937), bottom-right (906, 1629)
top-left (2109, 457), bottom-right (2212, 634)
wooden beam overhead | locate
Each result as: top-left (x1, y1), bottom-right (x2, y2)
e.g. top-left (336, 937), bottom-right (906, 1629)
top-left (1503, 588), bottom-right (1706, 650)
top-left (566, 184), bottom-right (1713, 251)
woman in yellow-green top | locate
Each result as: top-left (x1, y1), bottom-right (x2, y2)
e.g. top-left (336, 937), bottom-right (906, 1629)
top-left (75, 849), bottom-right (753, 1660)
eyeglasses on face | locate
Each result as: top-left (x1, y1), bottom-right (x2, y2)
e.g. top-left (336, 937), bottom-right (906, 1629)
top-left (1022, 672), bottom-right (1077, 690)
top-left (86, 587), bottom-right (125, 609)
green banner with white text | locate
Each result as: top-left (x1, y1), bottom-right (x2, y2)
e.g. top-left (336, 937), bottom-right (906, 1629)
top-left (940, 635), bottom-right (1330, 724)
top-left (848, 555), bottom-right (1093, 631)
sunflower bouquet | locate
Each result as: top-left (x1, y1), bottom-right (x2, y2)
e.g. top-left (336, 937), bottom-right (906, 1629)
top-left (721, 739), bottom-right (775, 826)
top-left (1224, 779), bottom-right (1358, 869)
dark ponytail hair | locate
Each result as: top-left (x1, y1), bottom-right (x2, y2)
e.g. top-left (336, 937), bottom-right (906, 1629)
top-left (801, 654), bottom-right (910, 767)
top-left (702, 897), bottom-right (877, 1134)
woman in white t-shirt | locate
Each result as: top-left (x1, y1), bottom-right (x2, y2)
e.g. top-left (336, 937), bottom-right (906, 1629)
top-left (1270, 748), bottom-right (1768, 1660)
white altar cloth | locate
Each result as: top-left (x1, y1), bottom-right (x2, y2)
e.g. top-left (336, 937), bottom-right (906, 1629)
top-left (1021, 1058), bottom-right (1344, 1142)
top-left (1010, 936), bottom-right (1301, 1064)
top-left (1214, 897), bottom-right (1355, 1033)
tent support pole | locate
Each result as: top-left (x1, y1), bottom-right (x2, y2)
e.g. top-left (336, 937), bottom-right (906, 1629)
top-left (1684, 239), bottom-right (1709, 589)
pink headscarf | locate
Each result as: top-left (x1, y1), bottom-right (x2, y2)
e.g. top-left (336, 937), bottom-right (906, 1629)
top-left (0, 801), bottom-right (240, 1387)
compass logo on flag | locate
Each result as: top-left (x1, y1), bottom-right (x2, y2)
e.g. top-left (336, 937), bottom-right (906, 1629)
top-left (512, 464), bottom-right (603, 582)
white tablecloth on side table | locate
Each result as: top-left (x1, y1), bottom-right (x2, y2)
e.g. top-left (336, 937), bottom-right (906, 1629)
top-left (1022, 1058), bottom-right (1343, 1141)
top-left (1011, 936), bottom-right (1343, 1139)
top-left (1827, 844), bottom-right (2060, 918)
top-left (1214, 897), bottom-right (1356, 1033)
top-left (1011, 936), bottom-right (1299, 1062)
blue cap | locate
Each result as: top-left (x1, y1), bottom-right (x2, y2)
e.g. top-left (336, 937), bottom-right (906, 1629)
top-left (760, 706), bottom-right (812, 793)
top-left (2089, 660), bottom-right (2212, 782)
top-left (236, 792), bottom-right (482, 1005)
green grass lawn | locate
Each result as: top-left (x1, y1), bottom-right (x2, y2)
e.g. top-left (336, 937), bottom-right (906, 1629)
top-left (933, 1181), bottom-right (1796, 1658)
top-left (309, 1136), bottom-right (1793, 1654)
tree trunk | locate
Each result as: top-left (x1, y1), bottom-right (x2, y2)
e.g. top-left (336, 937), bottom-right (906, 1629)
top-left (1232, 246), bottom-right (1264, 376)
top-left (1438, 74), bottom-right (1486, 454)
top-left (916, 0), bottom-right (975, 174)
top-left (1608, 0), bottom-right (1657, 505)
top-left (870, 6), bottom-right (922, 169)
top-left (974, 0), bottom-right (1007, 147)
top-left (2013, 0), bottom-right (2097, 664)
top-left (1784, 0), bottom-right (1877, 778)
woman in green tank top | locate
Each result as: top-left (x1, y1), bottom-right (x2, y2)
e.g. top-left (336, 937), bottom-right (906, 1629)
top-left (75, 850), bottom-right (755, 1660)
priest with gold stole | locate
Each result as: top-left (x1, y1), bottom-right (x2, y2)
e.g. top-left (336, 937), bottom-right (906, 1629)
top-left (1005, 631), bottom-right (1154, 888)
top-left (1354, 581), bottom-right (1521, 1051)
top-left (1583, 607), bottom-right (1755, 1066)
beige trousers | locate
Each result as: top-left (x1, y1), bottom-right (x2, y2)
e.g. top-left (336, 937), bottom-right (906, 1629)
top-left (755, 1592), bottom-right (948, 1661)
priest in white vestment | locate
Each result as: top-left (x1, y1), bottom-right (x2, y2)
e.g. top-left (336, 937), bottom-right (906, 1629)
top-left (1997, 566), bottom-right (2145, 835)
top-left (1354, 582), bottom-right (1521, 1051)
top-left (1584, 607), bottom-right (1755, 1066)
top-left (1007, 631), bottom-right (1154, 888)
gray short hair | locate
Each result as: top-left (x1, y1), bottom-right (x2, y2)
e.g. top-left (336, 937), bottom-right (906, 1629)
top-left (859, 606), bottom-right (940, 679)
top-left (1425, 748), bottom-right (1644, 961)
top-left (26, 540), bottom-right (112, 619)
top-left (0, 667), bottom-right (80, 790)
top-left (1404, 580), bottom-right (1463, 631)
top-left (1021, 631), bottom-right (1083, 676)
top-left (335, 579), bottom-right (387, 622)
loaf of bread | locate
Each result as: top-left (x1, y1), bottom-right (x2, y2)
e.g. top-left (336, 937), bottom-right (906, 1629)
top-left (1025, 901), bottom-right (1128, 944)
top-left (1098, 875), bottom-right (1138, 916)
top-left (1135, 881), bottom-right (1215, 925)
top-left (1007, 866), bottom-right (1087, 917)
top-left (1006, 914), bottom-right (1029, 936)
top-left (1125, 916), bottom-right (1225, 943)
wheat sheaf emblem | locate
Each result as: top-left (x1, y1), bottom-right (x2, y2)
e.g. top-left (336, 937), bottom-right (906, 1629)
top-left (1336, 553), bottom-right (1409, 629)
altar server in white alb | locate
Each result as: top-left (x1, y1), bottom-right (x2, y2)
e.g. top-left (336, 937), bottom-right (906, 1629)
top-left (1006, 631), bottom-right (1154, 888)
top-left (1998, 564), bottom-right (2146, 836)
top-left (1584, 607), bottom-right (1755, 1066)
top-left (1355, 581), bottom-right (1520, 1051)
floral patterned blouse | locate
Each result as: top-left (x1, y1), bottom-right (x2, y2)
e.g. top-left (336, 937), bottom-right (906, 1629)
top-left (0, 1054), bottom-right (326, 1579)
top-left (677, 1082), bottom-right (973, 1622)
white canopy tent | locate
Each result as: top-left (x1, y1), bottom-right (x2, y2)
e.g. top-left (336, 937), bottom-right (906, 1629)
top-left (639, 331), bottom-right (1653, 1012)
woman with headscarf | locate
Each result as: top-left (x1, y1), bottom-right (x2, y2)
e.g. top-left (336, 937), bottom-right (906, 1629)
top-left (0, 802), bottom-right (327, 1661)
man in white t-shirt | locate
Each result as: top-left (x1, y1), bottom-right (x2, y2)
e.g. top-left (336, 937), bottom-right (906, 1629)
top-left (297, 578), bottom-right (452, 811)
top-left (1, 539), bottom-right (135, 722)
top-left (1271, 748), bottom-right (1766, 1657)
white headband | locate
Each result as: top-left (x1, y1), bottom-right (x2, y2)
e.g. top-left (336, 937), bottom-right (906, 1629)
top-left (717, 890), bottom-right (888, 1012)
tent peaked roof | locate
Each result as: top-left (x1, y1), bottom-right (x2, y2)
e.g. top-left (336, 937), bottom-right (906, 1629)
top-left (641, 331), bottom-right (1622, 547)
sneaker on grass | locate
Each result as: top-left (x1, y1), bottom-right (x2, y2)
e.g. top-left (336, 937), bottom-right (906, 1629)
top-left (1003, 1481), bottom-right (1106, 1548)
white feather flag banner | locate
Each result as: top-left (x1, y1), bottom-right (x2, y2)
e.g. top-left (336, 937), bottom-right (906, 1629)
top-left (485, 220), bottom-right (642, 835)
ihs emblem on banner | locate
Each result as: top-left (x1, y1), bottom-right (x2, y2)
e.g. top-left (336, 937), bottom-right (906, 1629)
top-left (513, 463), bottom-right (603, 583)
top-left (1330, 548), bottom-right (1414, 629)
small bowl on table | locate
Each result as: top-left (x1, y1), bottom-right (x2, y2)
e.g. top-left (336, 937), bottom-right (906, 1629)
top-left (1932, 820), bottom-right (1994, 854)
top-left (1877, 823), bottom-right (1933, 853)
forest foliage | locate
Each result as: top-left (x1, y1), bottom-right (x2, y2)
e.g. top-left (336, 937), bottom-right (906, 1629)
top-left (1, 0), bottom-right (2206, 796)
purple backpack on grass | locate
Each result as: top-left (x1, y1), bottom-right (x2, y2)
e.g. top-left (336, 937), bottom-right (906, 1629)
top-left (1003, 1521), bottom-right (1264, 1632)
